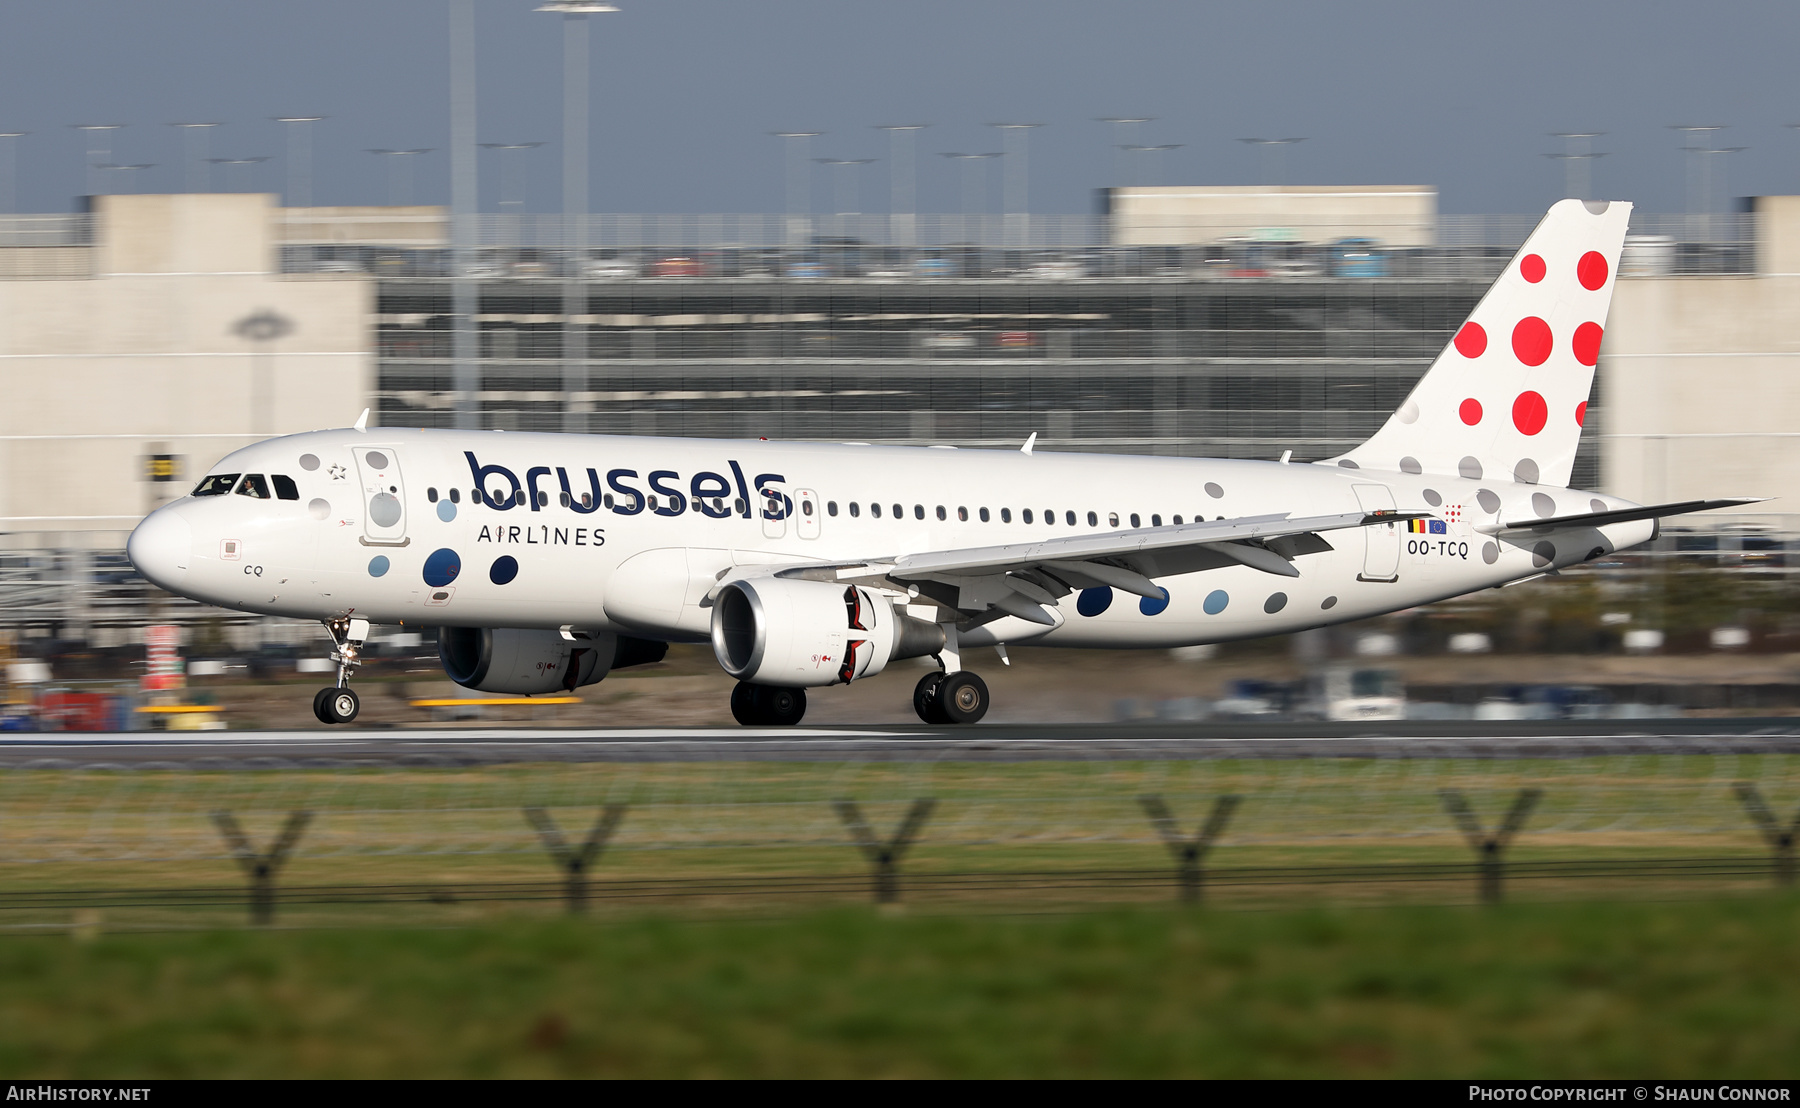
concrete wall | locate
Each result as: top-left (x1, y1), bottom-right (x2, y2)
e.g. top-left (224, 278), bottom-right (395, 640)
top-left (1603, 198), bottom-right (1800, 529)
top-left (1107, 185), bottom-right (1437, 247)
top-left (0, 194), bottom-right (372, 546)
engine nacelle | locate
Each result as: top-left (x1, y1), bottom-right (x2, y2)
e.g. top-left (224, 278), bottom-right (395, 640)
top-left (711, 578), bottom-right (943, 687)
top-left (438, 628), bottom-right (669, 695)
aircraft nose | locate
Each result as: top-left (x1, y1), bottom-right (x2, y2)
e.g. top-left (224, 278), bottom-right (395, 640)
top-left (127, 509), bottom-right (192, 591)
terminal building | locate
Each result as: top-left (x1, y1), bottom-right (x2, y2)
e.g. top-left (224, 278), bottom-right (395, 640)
top-left (0, 189), bottom-right (1788, 642)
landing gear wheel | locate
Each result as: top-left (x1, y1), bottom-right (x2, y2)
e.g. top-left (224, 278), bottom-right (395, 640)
top-left (730, 681), bottom-right (761, 726)
top-left (913, 671), bottom-right (949, 725)
top-left (312, 687), bottom-right (334, 725)
top-left (936, 672), bottom-right (990, 725)
top-left (323, 687), bottom-right (360, 725)
top-left (756, 686), bottom-right (807, 726)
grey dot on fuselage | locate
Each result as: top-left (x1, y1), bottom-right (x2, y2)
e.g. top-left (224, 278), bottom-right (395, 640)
top-left (1482, 541), bottom-right (1500, 564)
top-left (1532, 492), bottom-right (1556, 518)
top-left (1459, 457), bottom-right (1483, 480)
top-left (1422, 489), bottom-right (1442, 507)
top-left (1476, 489), bottom-right (1501, 514)
top-left (1338, 459), bottom-right (1359, 469)
top-left (1532, 541), bottom-right (1556, 568)
top-left (1399, 456), bottom-right (1422, 475)
top-left (1590, 498), bottom-right (1607, 513)
top-left (1205, 482), bottom-right (1223, 498)
top-left (1514, 458), bottom-right (1540, 485)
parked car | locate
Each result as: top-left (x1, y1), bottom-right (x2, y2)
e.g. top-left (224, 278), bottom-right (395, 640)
top-left (1329, 238), bottom-right (1389, 277)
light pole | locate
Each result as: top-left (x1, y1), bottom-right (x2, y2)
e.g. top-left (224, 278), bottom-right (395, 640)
top-left (536, 1), bottom-right (619, 435)
top-left (367, 149), bottom-right (433, 205)
top-left (1238, 137), bottom-right (1306, 186)
top-left (814, 158), bottom-right (875, 214)
top-left (988, 123), bottom-right (1041, 247)
top-left (208, 156), bottom-right (270, 193)
top-left (1668, 125), bottom-right (1726, 220)
top-left (1121, 144), bottom-right (1181, 188)
top-left (772, 131), bottom-right (822, 244)
top-left (169, 122), bottom-right (221, 193)
top-left (71, 124), bottom-right (125, 197)
top-left (97, 163), bottom-right (155, 193)
top-left (274, 116), bottom-right (325, 208)
top-left (0, 132), bottom-right (25, 213)
top-left (1097, 117), bottom-right (1153, 185)
top-left (940, 152), bottom-right (999, 241)
top-left (480, 142), bottom-right (546, 212)
top-left (450, 0), bottom-right (478, 430)
top-left (874, 124), bottom-right (926, 245)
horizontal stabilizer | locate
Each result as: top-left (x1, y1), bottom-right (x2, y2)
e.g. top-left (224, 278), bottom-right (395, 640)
top-left (1482, 497), bottom-right (1768, 536)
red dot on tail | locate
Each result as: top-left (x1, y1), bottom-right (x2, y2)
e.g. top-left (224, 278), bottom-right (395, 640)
top-left (1577, 251), bottom-right (1608, 290)
top-left (1520, 254), bottom-right (1546, 283)
top-left (1453, 322), bottom-right (1487, 358)
top-left (1512, 317), bottom-right (1553, 366)
top-left (1513, 391), bottom-right (1548, 436)
top-left (1572, 321), bottom-right (1604, 366)
top-left (1576, 401), bottom-right (1588, 427)
top-left (1459, 398), bottom-right (1483, 425)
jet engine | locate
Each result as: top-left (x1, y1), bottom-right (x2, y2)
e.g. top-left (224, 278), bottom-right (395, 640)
top-left (438, 627), bottom-right (668, 695)
top-left (711, 578), bottom-right (944, 687)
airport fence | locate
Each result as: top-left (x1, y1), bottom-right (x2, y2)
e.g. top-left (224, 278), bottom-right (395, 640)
top-left (0, 752), bottom-right (1795, 927)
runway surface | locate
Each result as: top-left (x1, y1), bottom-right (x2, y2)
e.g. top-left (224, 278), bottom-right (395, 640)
top-left (4, 718), bottom-right (1800, 767)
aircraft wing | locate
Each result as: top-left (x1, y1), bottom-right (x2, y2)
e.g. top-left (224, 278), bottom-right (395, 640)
top-left (770, 509), bottom-right (1425, 626)
top-left (1479, 497), bottom-right (1768, 537)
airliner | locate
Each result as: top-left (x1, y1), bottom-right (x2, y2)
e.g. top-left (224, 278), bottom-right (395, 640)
top-left (126, 200), bottom-right (1754, 726)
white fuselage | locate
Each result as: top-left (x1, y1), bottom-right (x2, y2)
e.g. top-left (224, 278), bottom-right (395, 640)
top-left (127, 427), bottom-right (1652, 651)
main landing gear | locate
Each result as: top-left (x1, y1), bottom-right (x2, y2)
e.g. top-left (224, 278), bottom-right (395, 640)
top-left (312, 617), bottom-right (369, 726)
top-left (730, 682), bottom-right (808, 726)
top-left (912, 620), bottom-right (990, 725)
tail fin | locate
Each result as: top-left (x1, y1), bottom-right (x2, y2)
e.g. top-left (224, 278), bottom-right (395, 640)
top-left (1330, 199), bottom-right (1632, 488)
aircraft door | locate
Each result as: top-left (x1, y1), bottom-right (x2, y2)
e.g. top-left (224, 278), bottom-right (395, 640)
top-left (1352, 484), bottom-right (1399, 582)
top-left (354, 447), bottom-right (409, 546)
top-left (795, 489), bottom-right (821, 539)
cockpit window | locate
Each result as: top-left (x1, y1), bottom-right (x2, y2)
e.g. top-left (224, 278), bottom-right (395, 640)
top-left (235, 474), bottom-right (271, 499)
top-left (272, 474), bottom-right (300, 501)
top-left (193, 473), bottom-right (240, 497)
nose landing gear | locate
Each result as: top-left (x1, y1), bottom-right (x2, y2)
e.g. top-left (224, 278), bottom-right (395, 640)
top-left (311, 617), bottom-right (369, 725)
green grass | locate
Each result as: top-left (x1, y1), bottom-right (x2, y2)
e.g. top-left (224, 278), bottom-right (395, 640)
top-left (2, 897), bottom-right (1797, 1078)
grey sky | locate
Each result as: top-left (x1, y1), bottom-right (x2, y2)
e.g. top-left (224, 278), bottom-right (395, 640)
top-left (1, 1), bottom-right (1795, 215)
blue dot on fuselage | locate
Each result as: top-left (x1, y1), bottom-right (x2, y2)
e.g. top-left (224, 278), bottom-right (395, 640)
top-left (422, 547), bottom-right (461, 587)
top-left (1140, 588), bottom-right (1171, 616)
top-left (1203, 589), bottom-right (1229, 615)
top-left (437, 499), bottom-right (457, 522)
top-left (489, 555), bottom-right (519, 585)
top-left (367, 555), bottom-right (389, 578)
top-left (1076, 586), bottom-right (1113, 617)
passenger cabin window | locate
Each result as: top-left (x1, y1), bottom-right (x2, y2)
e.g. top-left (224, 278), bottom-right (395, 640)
top-left (272, 475), bottom-right (300, 501)
top-left (1066, 510), bottom-right (1076, 526)
top-left (850, 502), bottom-right (861, 518)
top-left (892, 503), bottom-right (902, 519)
top-left (1087, 511), bottom-right (1098, 527)
top-left (1045, 510), bottom-right (1055, 526)
top-left (1022, 509), bottom-right (1033, 524)
top-left (979, 507), bottom-right (990, 522)
top-left (914, 504), bottom-right (925, 520)
top-left (1151, 514), bottom-right (1163, 527)
top-left (427, 487), bottom-right (439, 503)
top-left (235, 474), bottom-right (271, 499)
top-left (449, 488), bottom-right (461, 504)
top-left (1109, 512), bottom-right (1120, 527)
top-left (1000, 508), bottom-right (1011, 523)
top-left (1130, 513), bottom-right (1141, 528)
top-left (957, 506), bottom-right (968, 522)
top-left (1173, 515), bottom-right (1183, 525)
top-left (193, 473), bottom-right (240, 497)
top-left (935, 505), bottom-right (946, 521)
top-left (827, 501), bottom-right (838, 517)
top-left (871, 502), bottom-right (882, 518)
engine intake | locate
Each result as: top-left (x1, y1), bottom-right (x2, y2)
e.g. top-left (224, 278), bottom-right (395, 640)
top-left (438, 628), bottom-right (668, 695)
top-left (711, 578), bottom-right (943, 687)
